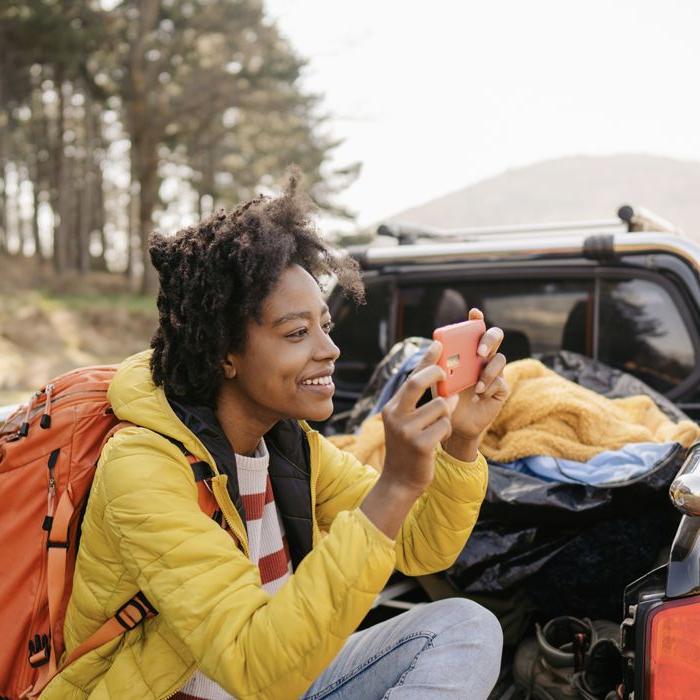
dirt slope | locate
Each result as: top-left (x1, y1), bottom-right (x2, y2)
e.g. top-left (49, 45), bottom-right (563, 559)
top-left (0, 256), bottom-right (158, 405)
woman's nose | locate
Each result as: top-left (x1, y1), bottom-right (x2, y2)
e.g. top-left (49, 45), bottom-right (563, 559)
top-left (316, 328), bottom-right (340, 361)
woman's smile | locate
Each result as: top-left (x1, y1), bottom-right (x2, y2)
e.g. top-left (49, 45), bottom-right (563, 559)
top-left (299, 374), bottom-right (335, 396)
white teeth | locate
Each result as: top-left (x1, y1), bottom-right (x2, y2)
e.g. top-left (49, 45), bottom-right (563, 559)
top-left (302, 375), bottom-right (332, 386)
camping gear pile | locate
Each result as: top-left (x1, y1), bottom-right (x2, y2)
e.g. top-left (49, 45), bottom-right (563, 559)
top-left (330, 341), bottom-right (699, 698)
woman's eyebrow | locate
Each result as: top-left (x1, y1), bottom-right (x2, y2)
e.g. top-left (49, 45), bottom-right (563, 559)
top-left (272, 304), bottom-right (330, 327)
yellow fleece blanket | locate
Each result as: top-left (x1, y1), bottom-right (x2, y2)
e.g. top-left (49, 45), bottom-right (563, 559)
top-left (329, 359), bottom-right (700, 467)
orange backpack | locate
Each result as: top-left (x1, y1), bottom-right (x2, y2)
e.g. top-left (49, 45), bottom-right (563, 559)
top-left (0, 365), bottom-right (218, 699)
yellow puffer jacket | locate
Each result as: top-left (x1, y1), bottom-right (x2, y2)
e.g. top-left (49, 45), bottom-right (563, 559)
top-left (41, 350), bottom-right (488, 699)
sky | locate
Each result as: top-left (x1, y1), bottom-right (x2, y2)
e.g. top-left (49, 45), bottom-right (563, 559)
top-left (264, 0), bottom-right (700, 231)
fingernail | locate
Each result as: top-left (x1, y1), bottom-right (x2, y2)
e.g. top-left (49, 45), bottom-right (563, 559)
top-left (478, 344), bottom-right (488, 357)
top-left (471, 394), bottom-right (480, 403)
top-left (475, 381), bottom-right (485, 394)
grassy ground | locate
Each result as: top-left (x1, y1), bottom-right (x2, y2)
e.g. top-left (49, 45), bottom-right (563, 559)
top-left (0, 255), bottom-right (158, 405)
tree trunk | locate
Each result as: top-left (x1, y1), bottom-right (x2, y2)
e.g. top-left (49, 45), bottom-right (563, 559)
top-left (0, 105), bottom-right (7, 254)
top-left (138, 144), bottom-right (158, 294)
top-left (10, 164), bottom-right (22, 254)
top-left (65, 156), bottom-right (79, 271)
top-left (126, 0), bottom-right (161, 294)
top-left (29, 83), bottom-right (46, 260)
top-left (0, 143), bottom-right (7, 255)
top-left (94, 159), bottom-right (107, 271)
top-left (37, 85), bottom-right (53, 262)
top-left (0, 76), bottom-right (5, 253)
top-left (78, 94), bottom-right (94, 274)
top-left (125, 159), bottom-right (138, 279)
top-left (18, 164), bottom-right (34, 255)
top-left (52, 71), bottom-right (68, 273)
top-left (31, 181), bottom-right (42, 260)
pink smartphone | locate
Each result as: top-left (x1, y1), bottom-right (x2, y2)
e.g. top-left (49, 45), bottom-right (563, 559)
top-left (432, 319), bottom-right (486, 397)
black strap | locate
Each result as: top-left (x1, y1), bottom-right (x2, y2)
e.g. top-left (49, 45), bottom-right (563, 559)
top-left (190, 460), bottom-right (214, 482)
top-left (154, 432), bottom-right (214, 481)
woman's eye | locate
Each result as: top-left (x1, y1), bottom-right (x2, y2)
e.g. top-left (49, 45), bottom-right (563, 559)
top-left (286, 321), bottom-right (334, 339)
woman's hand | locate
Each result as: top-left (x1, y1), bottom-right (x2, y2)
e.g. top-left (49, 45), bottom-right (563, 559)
top-left (380, 341), bottom-right (454, 493)
top-left (439, 308), bottom-right (508, 461)
top-left (362, 314), bottom-right (507, 538)
top-left (445, 308), bottom-right (509, 446)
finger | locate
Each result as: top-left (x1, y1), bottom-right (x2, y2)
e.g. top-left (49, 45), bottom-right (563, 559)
top-left (413, 396), bottom-right (451, 427)
top-left (479, 375), bottom-right (509, 402)
top-left (413, 340), bottom-right (443, 372)
top-left (474, 353), bottom-right (507, 395)
top-left (477, 326), bottom-right (504, 359)
top-left (418, 416), bottom-right (453, 446)
top-left (468, 307), bottom-right (484, 321)
top-left (396, 364), bottom-right (447, 412)
top-left (445, 393), bottom-right (459, 415)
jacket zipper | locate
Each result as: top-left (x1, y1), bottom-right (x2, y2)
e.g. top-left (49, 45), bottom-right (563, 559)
top-left (306, 430), bottom-right (320, 546)
top-left (160, 425), bottom-right (321, 699)
top-left (114, 423), bottom-right (321, 700)
top-left (160, 666), bottom-right (197, 700)
top-left (211, 476), bottom-right (249, 558)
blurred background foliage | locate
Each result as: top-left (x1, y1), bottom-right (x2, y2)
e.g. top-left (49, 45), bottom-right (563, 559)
top-left (0, 0), bottom-right (360, 293)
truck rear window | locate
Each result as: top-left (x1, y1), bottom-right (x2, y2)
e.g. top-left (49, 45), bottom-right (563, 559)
top-left (397, 280), bottom-right (594, 362)
top-left (598, 278), bottom-right (695, 393)
top-left (396, 275), bottom-right (696, 394)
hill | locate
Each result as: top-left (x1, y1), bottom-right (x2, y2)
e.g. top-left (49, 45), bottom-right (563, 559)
top-left (385, 154), bottom-right (700, 238)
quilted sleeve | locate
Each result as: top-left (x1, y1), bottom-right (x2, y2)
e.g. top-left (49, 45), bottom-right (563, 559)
top-left (314, 431), bottom-right (488, 575)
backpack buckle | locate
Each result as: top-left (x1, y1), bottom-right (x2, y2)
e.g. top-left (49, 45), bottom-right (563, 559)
top-left (115, 592), bottom-right (157, 630)
top-left (28, 647), bottom-right (50, 668)
top-left (28, 634), bottom-right (51, 668)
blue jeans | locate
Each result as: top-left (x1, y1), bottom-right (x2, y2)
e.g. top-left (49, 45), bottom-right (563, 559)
top-left (302, 598), bottom-right (503, 699)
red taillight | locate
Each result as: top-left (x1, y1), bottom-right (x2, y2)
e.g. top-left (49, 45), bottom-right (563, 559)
top-left (646, 596), bottom-right (700, 699)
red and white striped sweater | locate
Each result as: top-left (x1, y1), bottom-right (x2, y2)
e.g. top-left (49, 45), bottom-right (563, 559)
top-left (174, 439), bottom-right (291, 700)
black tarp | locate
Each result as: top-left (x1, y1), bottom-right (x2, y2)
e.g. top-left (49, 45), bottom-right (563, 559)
top-left (345, 342), bottom-right (690, 627)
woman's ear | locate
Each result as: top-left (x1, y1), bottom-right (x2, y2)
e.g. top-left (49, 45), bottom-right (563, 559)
top-left (222, 354), bottom-right (237, 380)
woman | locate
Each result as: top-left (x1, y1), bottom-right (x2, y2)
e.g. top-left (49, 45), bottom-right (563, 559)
top-left (44, 176), bottom-right (509, 699)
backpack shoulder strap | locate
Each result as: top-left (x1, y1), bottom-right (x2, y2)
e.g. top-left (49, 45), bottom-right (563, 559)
top-left (23, 593), bottom-right (157, 698)
top-left (104, 427), bottom-right (219, 518)
top-left (63, 592), bottom-right (158, 668)
top-left (152, 434), bottom-right (220, 521)
top-left (24, 429), bottom-right (222, 698)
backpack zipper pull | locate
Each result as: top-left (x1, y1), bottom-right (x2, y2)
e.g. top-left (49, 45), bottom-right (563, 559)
top-left (40, 383), bottom-right (55, 429)
top-left (42, 449), bottom-right (60, 532)
top-left (19, 392), bottom-right (40, 437)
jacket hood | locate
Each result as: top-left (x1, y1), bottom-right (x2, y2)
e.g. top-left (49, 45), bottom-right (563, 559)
top-left (108, 350), bottom-right (316, 568)
top-left (108, 350), bottom-right (209, 459)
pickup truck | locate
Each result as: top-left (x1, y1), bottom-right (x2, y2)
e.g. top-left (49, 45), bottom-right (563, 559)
top-left (2, 206), bottom-right (697, 699)
top-left (323, 205), bottom-right (700, 699)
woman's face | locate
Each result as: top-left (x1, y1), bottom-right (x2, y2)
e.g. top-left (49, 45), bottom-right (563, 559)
top-left (224, 264), bottom-right (341, 423)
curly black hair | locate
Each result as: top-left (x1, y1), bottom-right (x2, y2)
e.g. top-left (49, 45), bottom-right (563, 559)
top-left (149, 171), bottom-right (364, 406)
